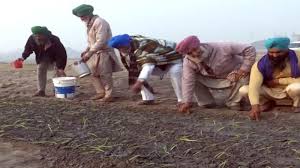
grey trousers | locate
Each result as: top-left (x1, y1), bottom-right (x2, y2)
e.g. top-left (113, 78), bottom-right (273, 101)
top-left (37, 61), bottom-right (54, 91)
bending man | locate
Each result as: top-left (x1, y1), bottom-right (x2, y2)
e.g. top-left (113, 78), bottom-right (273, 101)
top-left (177, 36), bottom-right (256, 113)
top-left (108, 34), bottom-right (183, 105)
top-left (19, 26), bottom-right (67, 97)
top-left (240, 37), bottom-right (300, 120)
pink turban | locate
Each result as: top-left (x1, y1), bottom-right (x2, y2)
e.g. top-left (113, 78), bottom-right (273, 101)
top-left (176, 36), bottom-right (200, 55)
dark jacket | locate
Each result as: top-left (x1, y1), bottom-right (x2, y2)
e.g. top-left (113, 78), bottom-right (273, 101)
top-left (22, 35), bottom-right (67, 69)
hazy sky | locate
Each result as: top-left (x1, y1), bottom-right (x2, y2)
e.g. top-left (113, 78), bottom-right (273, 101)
top-left (0, 0), bottom-right (300, 53)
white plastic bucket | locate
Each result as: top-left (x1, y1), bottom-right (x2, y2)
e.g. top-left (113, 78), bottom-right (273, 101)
top-left (71, 61), bottom-right (91, 78)
top-left (52, 77), bottom-right (77, 99)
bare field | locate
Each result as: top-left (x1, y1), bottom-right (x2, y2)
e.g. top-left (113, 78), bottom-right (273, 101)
top-left (0, 63), bottom-right (300, 168)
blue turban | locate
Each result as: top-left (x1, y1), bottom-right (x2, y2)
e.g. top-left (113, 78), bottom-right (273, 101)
top-left (264, 37), bottom-right (290, 50)
top-left (108, 34), bottom-right (131, 48)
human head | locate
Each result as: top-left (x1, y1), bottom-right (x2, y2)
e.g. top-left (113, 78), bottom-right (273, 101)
top-left (108, 34), bottom-right (132, 56)
top-left (265, 37), bottom-right (290, 66)
top-left (31, 26), bottom-right (51, 46)
top-left (72, 4), bottom-right (94, 23)
top-left (176, 35), bottom-right (201, 57)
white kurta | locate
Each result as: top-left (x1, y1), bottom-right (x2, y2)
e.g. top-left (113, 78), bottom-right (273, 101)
top-left (86, 15), bottom-right (122, 75)
top-left (85, 15), bottom-right (122, 97)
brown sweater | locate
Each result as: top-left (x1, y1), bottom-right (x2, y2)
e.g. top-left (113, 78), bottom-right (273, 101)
top-left (22, 34), bottom-right (67, 69)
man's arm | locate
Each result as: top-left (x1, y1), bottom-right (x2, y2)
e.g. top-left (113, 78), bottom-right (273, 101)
top-left (248, 62), bottom-right (264, 120)
top-left (224, 43), bottom-right (256, 82)
top-left (248, 62), bottom-right (264, 105)
top-left (182, 59), bottom-right (197, 104)
top-left (278, 53), bottom-right (300, 85)
top-left (230, 44), bottom-right (256, 73)
top-left (22, 36), bottom-right (35, 60)
top-left (178, 58), bottom-right (197, 113)
top-left (54, 39), bottom-right (67, 70)
top-left (278, 78), bottom-right (300, 85)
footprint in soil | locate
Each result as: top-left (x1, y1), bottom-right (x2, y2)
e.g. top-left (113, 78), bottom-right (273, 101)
top-left (0, 83), bottom-right (15, 89)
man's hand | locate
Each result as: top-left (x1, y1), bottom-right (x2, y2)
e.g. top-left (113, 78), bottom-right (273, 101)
top-left (81, 51), bottom-right (94, 63)
top-left (80, 51), bottom-right (87, 58)
top-left (81, 56), bottom-right (90, 63)
top-left (17, 58), bottom-right (24, 62)
top-left (249, 105), bottom-right (261, 121)
top-left (131, 80), bottom-right (144, 93)
top-left (265, 79), bottom-right (279, 88)
top-left (56, 69), bottom-right (66, 77)
top-left (178, 103), bottom-right (192, 113)
top-left (227, 69), bottom-right (248, 82)
top-left (80, 48), bottom-right (90, 58)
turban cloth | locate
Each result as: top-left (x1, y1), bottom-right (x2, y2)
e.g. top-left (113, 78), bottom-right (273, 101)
top-left (72, 4), bottom-right (94, 17)
top-left (176, 35), bottom-right (200, 55)
top-left (108, 34), bottom-right (131, 48)
top-left (264, 37), bottom-right (290, 50)
top-left (31, 26), bottom-right (51, 35)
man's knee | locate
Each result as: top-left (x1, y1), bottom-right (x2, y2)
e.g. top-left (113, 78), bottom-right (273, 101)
top-left (239, 85), bottom-right (249, 97)
top-left (37, 64), bottom-right (44, 70)
top-left (286, 83), bottom-right (300, 97)
top-left (100, 73), bottom-right (113, 84)
top-left (100, 73), bottom-right (113, 80)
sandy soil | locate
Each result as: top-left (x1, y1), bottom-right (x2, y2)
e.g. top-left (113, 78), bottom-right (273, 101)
top-left (0, 140), bottom-right (43, 168)
top-left (0, 63), bottom-right (300, 168)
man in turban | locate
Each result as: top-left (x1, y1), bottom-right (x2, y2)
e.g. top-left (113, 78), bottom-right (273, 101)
top-left (108, 34), bottom-right (183, 105)
top-left (73, 4), bottom-right (122, 102)
top-left (240, 37), bottom-right (300, 120)
top-left (18, 26), bottom-right (67, 97)
top-left (177, 36), bottom-right (256, 113)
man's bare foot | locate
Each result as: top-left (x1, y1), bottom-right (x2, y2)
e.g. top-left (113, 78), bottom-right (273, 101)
top-left (137, 100), bottom-right (155, 105)
top-left (176, 102), bottom-right (184, 108)
top-left (292, 107), bottom-right (300, 113)
top-left (260, 100), bottom-right (276, 112)
top-left (200, 103), bottom-right (217, 109)
top-left (90, 93), bottom-right (105, 100)
top-left (98, 97), bottom-right (113, 102)
top-left (33, 90), bottom-right (45, 97)
top-left (228, 105), bottom-right (251, 111)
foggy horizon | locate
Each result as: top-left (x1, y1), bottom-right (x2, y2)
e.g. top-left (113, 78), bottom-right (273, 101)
top-left (1, 0), bottom-right (300, 54)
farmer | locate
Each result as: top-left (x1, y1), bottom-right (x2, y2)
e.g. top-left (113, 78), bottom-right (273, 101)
top-left (177, 36), bottom-right (256, 113)
top-left (108, 34), bottom-right (183, 105)
top-left (18, 26), bottom-right (67, 97)
top-left (73, 4), bottom-right (122, 102)
top-left (240, 37), bottom-right (300, 120)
